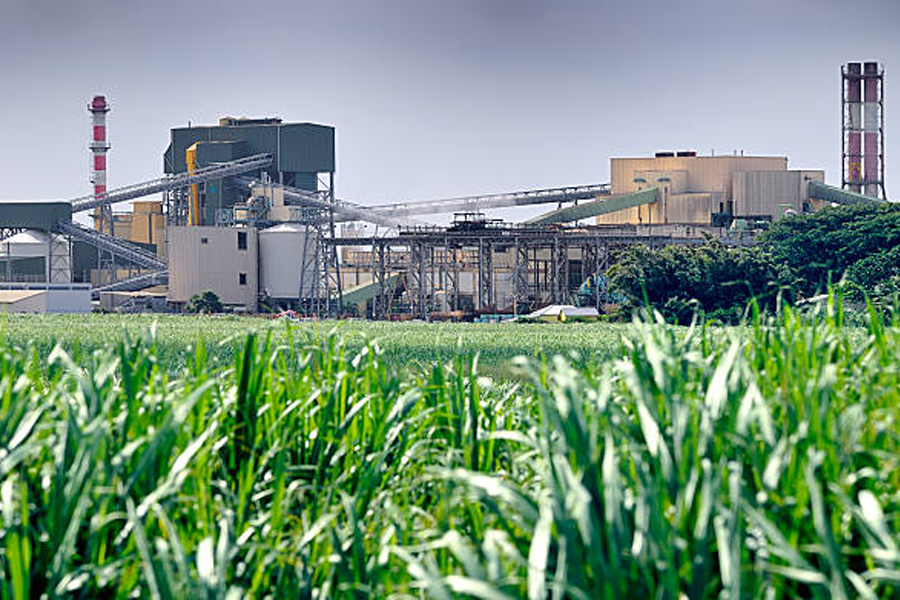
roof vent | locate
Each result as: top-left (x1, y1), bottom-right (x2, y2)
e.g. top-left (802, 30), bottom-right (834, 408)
top-left (655, 151), bottom-right (675, 158)
top-left (676, 150), bottom-right (697, 157)
top-left (219, 116), bottom-right (283, 127)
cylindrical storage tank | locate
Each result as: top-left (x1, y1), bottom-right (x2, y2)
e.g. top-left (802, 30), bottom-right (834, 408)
top-left (258, 224), bottom-right (317, 299)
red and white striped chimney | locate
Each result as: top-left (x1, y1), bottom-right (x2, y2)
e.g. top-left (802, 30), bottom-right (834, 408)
top-left (88, 95), bottom-right (110, 196)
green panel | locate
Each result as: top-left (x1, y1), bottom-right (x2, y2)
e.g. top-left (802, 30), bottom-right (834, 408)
top-left (195, 141), bottom-right (248, 222)
top-left (808, 181), bottom-right (885, 206)
top-left (196, 140), bottom-right (246, 166)
top-left (164, 122), bottom-right (335, 175)
top-left (340, 273), bottom-right (402, 307)
top-left (70, 239), bottom-right (158, 282)
top-left (0, 256), bottom-right (45, 278)
top-left (72, 241), bottom-right (97, 283)
top-left (0, 202), bottom-right (72, 230)
top-left (289, 172), bottom-right (318, 192)
top-left (276, 124), bottom-right (335, 173)
top-left (525, 188), bottom-right (658, 225)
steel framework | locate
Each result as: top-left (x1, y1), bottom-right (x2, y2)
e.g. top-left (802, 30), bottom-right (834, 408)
top-left (328, 225), bottom-right (749, 320)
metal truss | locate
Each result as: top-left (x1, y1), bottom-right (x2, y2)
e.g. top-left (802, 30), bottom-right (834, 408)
top-left (363, 183), bottom-right (612, 218)
top-left (71, 154), bottom-right (274, 213)
top-left (478, 238), bottom-right (493, 311)
top-left (91, 270), bottom-right (168, 299)
top-left (55, 220), bottom-right (166, 271)
top-left (551, 236), bottom-right (569, 304)
top-left (47, 233), bottom-right (72, 283)
top-left (0, 228), bottom-right (24, 242)
top-left (293, 178), bottom-right (343, 317)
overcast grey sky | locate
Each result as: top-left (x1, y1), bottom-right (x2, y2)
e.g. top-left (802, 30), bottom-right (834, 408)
top-left (1, 0), bottom-right (898, 218)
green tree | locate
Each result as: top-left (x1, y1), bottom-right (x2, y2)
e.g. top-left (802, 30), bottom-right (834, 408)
top-left (608, 240), bottom-right (791, 323)
top-left (186, 290), bottom-right (224, 314)
top-left (760, 203), bottom-right (900, 297)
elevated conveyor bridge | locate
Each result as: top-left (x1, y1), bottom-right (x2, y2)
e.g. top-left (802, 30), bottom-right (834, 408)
top-left (54, 220), bottom-right (166, 271)
top-left (69, 154), bottom-right (274, 213)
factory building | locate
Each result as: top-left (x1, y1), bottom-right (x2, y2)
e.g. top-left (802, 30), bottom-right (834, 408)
top-left (163, 118), bottom-right (335, 226)
top-left (167, 226), bottom-right (259, 312)
top-left (597, 153), bottom-right (825, 226)
top-left (162, 118), bottom-right (337, 310)
top-left (102, 201), bottom-right (166, 256)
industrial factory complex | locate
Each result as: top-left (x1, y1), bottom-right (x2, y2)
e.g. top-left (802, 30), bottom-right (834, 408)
top-left (0, 63), bottom-right (889, 317)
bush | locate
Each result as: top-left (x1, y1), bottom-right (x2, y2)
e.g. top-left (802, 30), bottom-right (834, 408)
top-left (842, 245), bottom-right (900, 301)
top-left (186, 290), bottom-right (223, 314)
top-left (608, 240), bottom-right (791, 323)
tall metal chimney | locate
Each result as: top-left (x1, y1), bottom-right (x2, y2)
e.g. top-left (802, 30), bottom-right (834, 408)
top-left (88, 95), bottom-right (110, 197)
top-left (843, 63), bottom-right (862, 193)
top-left (843, 63), bottom-right (885, 199)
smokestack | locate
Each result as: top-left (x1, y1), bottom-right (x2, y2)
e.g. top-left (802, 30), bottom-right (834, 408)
top-left (88, 95), bottom-right (110, 197)
top-left (843, 63), bottom-right (885, 199)
top-left (844, 63), bottom-right (862, 193)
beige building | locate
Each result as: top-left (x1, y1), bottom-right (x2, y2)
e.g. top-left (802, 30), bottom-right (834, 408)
top-left (167, 226), bottom-right (258, 311)
top-left (599, 154), bottom-right (824, 225)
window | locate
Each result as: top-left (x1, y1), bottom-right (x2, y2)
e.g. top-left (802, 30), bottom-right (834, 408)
top-left (237, 231), bottom-right (247, 250)
top-left (201, 237), bottom-right (209, 245)
top-left (239, 273), bottom-right (247, 286)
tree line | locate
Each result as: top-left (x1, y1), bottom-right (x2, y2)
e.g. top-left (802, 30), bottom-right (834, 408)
top-left (608, 204), bottom-right (900, 322)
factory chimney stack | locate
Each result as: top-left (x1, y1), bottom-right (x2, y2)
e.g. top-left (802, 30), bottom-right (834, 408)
top-left (89, 95), bottom-right (110, 197)
top-left (843, 63), bottom-right (885, 199)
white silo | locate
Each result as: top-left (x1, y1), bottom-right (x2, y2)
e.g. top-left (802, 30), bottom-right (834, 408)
top-left (258, 223), bottom-right (317, 300)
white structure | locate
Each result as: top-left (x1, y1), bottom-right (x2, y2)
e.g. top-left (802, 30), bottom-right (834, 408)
top-left (258, 223), bottom-right (316, 299)
top-left (0, 229), bottom-right (72, 283)
top-left (167, 226), bottom-right (258, 311)
top-left (0, 283), bottom-right (91, 313)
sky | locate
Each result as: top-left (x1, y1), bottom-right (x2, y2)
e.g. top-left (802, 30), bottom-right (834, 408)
top-left (0, 0), bottom-right (898, 221)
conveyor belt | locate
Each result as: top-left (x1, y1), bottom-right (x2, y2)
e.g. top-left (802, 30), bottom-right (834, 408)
top-left (525, 188), bottom-right (658, 225)
top-left (70, 154), bottom-right (274, 213)
top-left (54, 220), bottom-right (166, 271)
top-left (91, 270), bottom-right (168, 299)
top-left (807, 180), bottom-right (886, 205)
top-left (238, 178), bottom-right (406, 228)
top-left (364, 183), bottom-right (611, 218)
